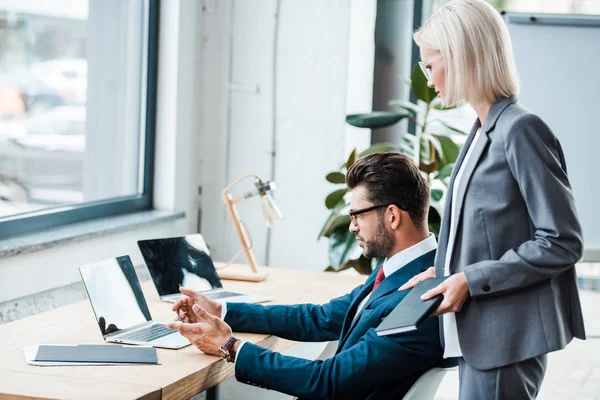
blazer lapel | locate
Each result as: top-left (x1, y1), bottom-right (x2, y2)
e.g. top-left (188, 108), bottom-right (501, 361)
top-left (434, 122), bottom-right (480, 276)
top-left (337, 250), bottom-right (436, 350)
top-left (338, 266), bottom-right (380, 339)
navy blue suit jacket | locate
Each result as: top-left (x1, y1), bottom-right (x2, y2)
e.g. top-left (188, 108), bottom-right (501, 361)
top-left (224, 250), bottom-right (454, 399)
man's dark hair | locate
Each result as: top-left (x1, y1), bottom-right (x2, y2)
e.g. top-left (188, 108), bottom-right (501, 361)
top-left (346, 152), bottom-right (430, 228)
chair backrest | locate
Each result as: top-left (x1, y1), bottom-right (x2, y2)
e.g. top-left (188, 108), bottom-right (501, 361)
top-left (402, 367), bottom-right (456, 400)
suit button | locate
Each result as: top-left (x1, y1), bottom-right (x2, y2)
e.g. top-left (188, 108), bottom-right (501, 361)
top-left (483, 284), bottom-right (490, 292)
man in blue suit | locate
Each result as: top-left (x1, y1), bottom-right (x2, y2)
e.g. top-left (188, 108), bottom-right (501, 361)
top-left (167, 153), bottom-right (454, 399)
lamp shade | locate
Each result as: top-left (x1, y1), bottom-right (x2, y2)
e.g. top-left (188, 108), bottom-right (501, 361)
top-left (261, 193), bottom-right (282, 228)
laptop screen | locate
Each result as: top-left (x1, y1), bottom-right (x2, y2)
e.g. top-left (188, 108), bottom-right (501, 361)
top-left (137, 234), bottom-right (223, 298)
top-left (79, 256), bottom-right (152, 336)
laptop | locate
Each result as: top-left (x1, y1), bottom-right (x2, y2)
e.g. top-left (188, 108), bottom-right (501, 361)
top-left (137, 234), bottom-right (272, 304)
top-left (79, 255), bottom-right (190, 349)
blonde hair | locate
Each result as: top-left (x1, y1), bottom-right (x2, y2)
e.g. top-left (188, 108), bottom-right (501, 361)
top-left (414, 0), bottom-right (519, 107)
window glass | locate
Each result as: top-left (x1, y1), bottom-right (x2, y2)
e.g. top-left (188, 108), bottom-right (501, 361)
top-left (0, 0), bottom-right (147, 218)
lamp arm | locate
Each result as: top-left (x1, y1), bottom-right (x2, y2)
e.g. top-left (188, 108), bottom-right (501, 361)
top-left (222, 174), bottom-right (260, 274)
top-left (221, 173), bottom-right (257, 201)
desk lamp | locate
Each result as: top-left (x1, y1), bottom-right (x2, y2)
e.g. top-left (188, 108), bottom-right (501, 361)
top-left (219, 174), bottom-right (282, 282)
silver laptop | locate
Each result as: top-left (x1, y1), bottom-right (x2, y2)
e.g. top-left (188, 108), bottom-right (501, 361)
top-left (137, 234), bottom-right (272, 304)
top-left (79, 255), bottom-right (190, 349)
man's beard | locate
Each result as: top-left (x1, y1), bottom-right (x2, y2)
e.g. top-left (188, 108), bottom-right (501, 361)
top-left (360, 217), bottom-right (395, 259)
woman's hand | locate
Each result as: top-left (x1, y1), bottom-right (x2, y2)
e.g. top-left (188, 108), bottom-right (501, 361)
top-left (421, 272), bottom-right (470, 316)
top-left (399, 266), bottom-right (436, 291)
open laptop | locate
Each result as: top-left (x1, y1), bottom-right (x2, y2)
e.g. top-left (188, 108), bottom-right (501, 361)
top-left (137, 234), bottom-right (272, 304)
top-left (79, 255), bottom-right (190, 349)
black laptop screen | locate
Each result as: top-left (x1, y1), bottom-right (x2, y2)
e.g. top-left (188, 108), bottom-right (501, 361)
top-left (138, 235), bottom-right (223, 297)
top-left (79, 256), bottom-right (152, 336)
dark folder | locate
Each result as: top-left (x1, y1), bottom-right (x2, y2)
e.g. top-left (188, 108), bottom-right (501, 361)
top-left (35, 344), bottom-right (158, 364)
top-left (375, 277), bottom-right (445, 336)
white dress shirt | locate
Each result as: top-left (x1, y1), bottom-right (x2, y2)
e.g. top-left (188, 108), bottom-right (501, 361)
top-left (442, 127), bottom-right (483, 358)
top-left (353, 233), bottom-right (438, 320)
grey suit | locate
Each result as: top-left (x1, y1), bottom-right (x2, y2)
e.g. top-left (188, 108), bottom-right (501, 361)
top-left (436, 96), bottom-right (586, 397)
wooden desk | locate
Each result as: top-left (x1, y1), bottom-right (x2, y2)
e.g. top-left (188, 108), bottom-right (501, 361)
top-left (0, 264), bottom-right (366, 399)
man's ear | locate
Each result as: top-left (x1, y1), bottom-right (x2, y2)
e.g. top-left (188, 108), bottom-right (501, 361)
top-left (388, 205), bottom-right (402, 230)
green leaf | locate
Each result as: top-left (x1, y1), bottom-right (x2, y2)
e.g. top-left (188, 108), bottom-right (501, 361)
top-left (411, 62), bottom-right (437, 104)
top-left (440, 121), bottom-right (468, 135)
top-left (431, 189), bottom-right (443, 202)
top-left (346, 111), bottom-right (411, 129)
top-left (435, 163), bottom-right (455, 180)
top-left (432, 134), bottom-right (460, 164)
top-left (327, 228), bottom-right (359, 269)
top-left (326, 172), bottom-right (346, 184)
top-left (428, 206), bottom-right (442, 236)
top-left (343, 256), bottom-right (373, 275)
top-left (318, 212), bottom-right (351, 239)
top-left (431, 98), bottom-right (458, 110)
top-left (388, 100), bottom-right (419, 115)
top-left (346, 149), bottom-right (358, 170)
top-left (358, 142), bottom-right (400, 157)
top-left (325, 189), bottom-right (348, 209)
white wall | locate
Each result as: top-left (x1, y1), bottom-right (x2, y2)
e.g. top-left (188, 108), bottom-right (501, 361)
top-left (199, 0), bottom-right (376, 272)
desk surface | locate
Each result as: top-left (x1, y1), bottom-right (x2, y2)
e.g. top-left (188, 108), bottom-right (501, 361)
top-left (0, 264), bottom-right (366, 400)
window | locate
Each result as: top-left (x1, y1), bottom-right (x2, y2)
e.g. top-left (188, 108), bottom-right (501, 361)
top-left (0, 0), bottom-right (158, 238)
top-left (430, 0), bottom-right (600, 15)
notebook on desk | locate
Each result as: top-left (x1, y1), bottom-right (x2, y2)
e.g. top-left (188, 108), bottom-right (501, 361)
top-left (32, 344), bottom-right (158, 364)
top-left (79, 255), bottom-right (190, 349)
top-left (137, 234), bottom-right (272, 304)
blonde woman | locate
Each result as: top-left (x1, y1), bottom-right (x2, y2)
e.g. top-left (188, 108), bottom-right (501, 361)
top-left (400, 0), bottom-right (586, 398)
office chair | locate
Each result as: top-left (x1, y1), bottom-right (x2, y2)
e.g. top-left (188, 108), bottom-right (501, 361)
top-left (402, 366), bottom-right (457, 400)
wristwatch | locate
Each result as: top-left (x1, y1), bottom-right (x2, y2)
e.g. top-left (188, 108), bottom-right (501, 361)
top-left (219, 336), bottom-right (241, 363)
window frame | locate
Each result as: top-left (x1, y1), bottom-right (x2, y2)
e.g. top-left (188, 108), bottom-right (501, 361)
top-left (0, 0), bottom-right (160, 239)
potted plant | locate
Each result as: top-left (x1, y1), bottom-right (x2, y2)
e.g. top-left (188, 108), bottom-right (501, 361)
top-left (319, 63), bottom-right (466, 275)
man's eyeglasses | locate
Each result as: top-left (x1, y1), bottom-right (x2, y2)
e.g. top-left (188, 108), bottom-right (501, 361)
top-left (418, 53), bottom-right (442, 82)
top-left (349, 204), bottom-right (407, 226)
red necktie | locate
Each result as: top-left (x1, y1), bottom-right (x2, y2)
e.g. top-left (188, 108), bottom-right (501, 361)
top-left (372, 267), bottom-right (386, 292)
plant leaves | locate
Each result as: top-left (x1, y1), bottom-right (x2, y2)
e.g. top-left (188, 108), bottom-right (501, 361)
top-left (431, 189), bottom-right (443, 202)
top-left (325, 189), bottom-right (348, 210)
top-left (432, 134), bottom-right (460, 164)
top-left (343, 255), bottom-right (373, 275)
top-left (435, 163), bottom-right (455, 181)
top-left (358, 142), bottom-right (400, 157)
top-left (326, 172), bottom-right (346, 184)
top-left (440, 121), bottom-right (468, 135)
top-left (411, 62), bottom-right (437, 104)
top-left (428, 206), bottom-right (442, 236)
top-left (388, 99), bottom-right (419, 115)
top-left (327, 227), bottom-right (359, 269)
top-left (346, 148), bottom-right (358, 170)
top-left (346, 111), bottom-right (411, 129)
top-left (431, 98), bottom-right (458, 110)
top-left (318, 212), bottom-right (351, 239)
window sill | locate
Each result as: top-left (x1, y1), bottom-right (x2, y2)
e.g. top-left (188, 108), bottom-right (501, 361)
top-left (0, 210), bottom-right (185, 260)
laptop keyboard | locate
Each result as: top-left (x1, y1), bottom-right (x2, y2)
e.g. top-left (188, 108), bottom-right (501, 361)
top-left (207, 291), bottom-right (243, 300)
top-left (118, 324), bottom-right (174, 342)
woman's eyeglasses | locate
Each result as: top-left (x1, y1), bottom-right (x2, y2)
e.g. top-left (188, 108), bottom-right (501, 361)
top-left (418, 53), bottom-right (442, 81)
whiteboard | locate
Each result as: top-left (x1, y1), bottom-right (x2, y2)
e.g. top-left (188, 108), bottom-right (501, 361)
top-left (504, 12), bottom-right (600, 261)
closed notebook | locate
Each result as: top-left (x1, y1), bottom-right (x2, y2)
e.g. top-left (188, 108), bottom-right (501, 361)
top-left (375, 277), bottom-right (445, 336)
top-left (34, 344), bottom-right (158, 364)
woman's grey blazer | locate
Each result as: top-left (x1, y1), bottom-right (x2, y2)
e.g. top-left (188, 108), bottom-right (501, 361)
top-left (435, 95), bottom-right (586, 370)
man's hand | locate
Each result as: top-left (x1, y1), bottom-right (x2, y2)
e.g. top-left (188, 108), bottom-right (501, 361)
top-left (399, 266), bottom-right (435, 291)
top-left (421, 272), bottom-right (470, 316)
top-left (172, 287), bottom-right (222, 323)
top-left (166, 304), bottom-right (233, 356)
